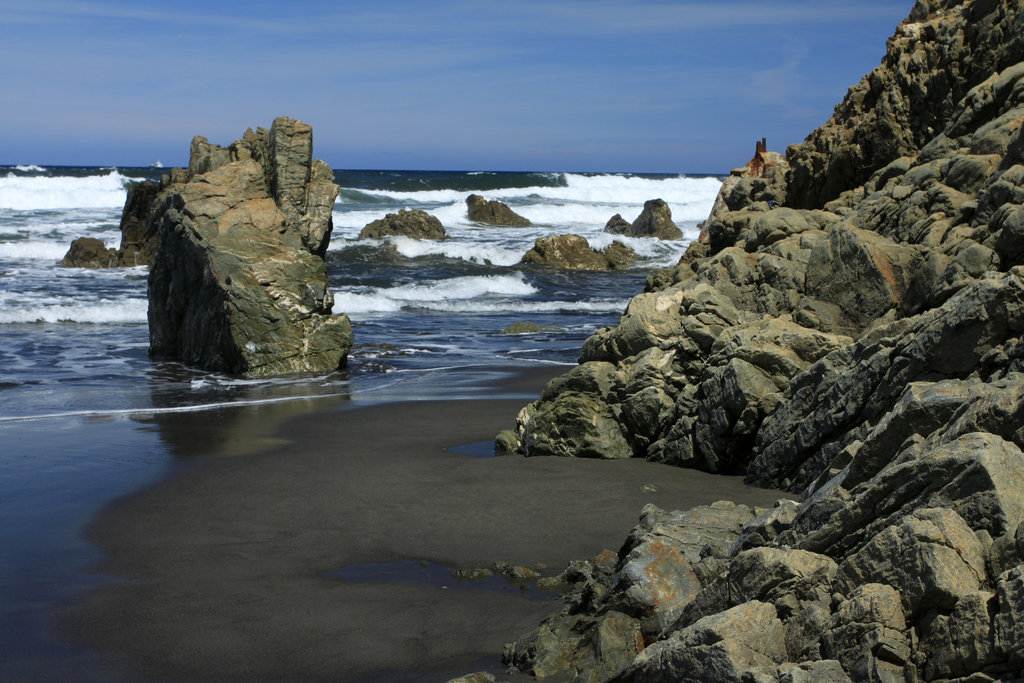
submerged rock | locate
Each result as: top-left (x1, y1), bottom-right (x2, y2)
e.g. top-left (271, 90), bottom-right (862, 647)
top-left (358, 209), bottom-right (446, 240)
top-left (465, 193), bottom-right (532, 226)
top-left (498, 321), bottom-right (564, 334)
top-left (147, 116), bottom-right (352, 376)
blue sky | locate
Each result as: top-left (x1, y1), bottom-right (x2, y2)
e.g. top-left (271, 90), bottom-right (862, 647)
top-left (2, 1), bottom-right (910, 173)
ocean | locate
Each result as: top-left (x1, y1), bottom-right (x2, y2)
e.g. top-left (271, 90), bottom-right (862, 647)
top-left (0, 165), bottom-right (722, 419)
top-left (0, 165), bottom-right (722, 680)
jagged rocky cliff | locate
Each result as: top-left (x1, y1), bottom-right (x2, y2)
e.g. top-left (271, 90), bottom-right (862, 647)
top-left (498, 0), bottom-right (1024, 680)
top-left (145, 116), bottom-right (352, 376)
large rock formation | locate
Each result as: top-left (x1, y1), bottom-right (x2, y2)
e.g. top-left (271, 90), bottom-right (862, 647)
top-left (466, 194), bottom-right (533, 226)
top-left (785, 0), bottom-right (1024, 209)
top-left (146, 116), bottom-right (352, 376)
top-left (498, 0), bottom-right (1024, 680)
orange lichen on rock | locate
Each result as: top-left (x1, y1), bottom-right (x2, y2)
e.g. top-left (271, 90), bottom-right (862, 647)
top-left (745, 138), bottom-right (779, 178)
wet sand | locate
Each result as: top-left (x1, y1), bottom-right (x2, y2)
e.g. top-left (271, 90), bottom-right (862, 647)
top-left (62, 366), bottom-right (786, 682)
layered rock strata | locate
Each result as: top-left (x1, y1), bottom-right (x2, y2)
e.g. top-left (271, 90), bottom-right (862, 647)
top-left (500, 0), bottom-right (1024, 680)
top-left (146, 116), bottom-right (352, 376)
top-left (786, 0), bottom-right (1024, 209)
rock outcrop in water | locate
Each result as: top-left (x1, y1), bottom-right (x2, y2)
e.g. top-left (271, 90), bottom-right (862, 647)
top-left (466, 193), bottom-right (533, 226)
top-left (358, 209), bottom-right (446, 240)
top-left (59, 178), bottom-right (168, 268)
top-left (605, 198), bottom-right (683, 240)
top-left (498, 1), bottom-right (1024, 680)
top-left (521, 234), bottom-right (637, 271)
top-left (146, 116), bottom-right (352, 376)
top-left (58, 237), bottom-right (117, 268)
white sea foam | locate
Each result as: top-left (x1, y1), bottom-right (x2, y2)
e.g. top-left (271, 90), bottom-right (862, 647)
top-left (337, 171), bottom-right (720, 205)
top-left (333, 173), bottom-right (721, 238)
top-left (560, 173), bottom-right (722, 206)
top-left (0, 390), bottom-right (354, 423)
top-left (14, 165), bottom-right (47, 173)
top-left (334, 273), bottom-right (540, 314)
top-left (386, 236), bottom-right (524, 266)
top-left (0, 297), bottom-right (148, 324)
top-left (0, 241), bottom-right (79, 261)
top-left (0, 170), bottom-right (137, 210)
top-left (420, 299), bottom-right (628, 314)
top-left (338, 173), bottom-right (721, 208)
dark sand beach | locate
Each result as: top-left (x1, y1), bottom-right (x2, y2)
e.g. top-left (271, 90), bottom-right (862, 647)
top-left (61, 366), bottom-right (786, 682)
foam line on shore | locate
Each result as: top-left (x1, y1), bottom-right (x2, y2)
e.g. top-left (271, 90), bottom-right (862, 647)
top-left (0, 362), bottom-right (572, 423)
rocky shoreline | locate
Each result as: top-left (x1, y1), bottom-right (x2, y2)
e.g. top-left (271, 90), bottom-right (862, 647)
top-left (487, 1), bottom-right (1024, 681)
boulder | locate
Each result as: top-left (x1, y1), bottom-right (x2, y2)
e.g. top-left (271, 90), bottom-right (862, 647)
top-left (725, 547), bottom-right (838, 609)
top-left (113, 178), bottom-right (165, 266)
top-left (59, 237), bottom-right (115, 268)
top-left (59, 177), bottom-right (169, 268)
top-left (920, 591), bottom-right (999, 679)
top-left (994, 566), bottom-right (1024, 668)
top-left (835, 508), bottom-right (988, 619)
top-left (603, 241), bottom-right (639, 269)
top-left (804, 223), bottom-right (923, 331)
top-left (687, 318), bottom-right (851, 473)
top-left (358, 209), bottom-right (446, 240)
top-left (147, 116), bottom-right (352, 376)
top-left (610, 601), bottom-right (787, 683)
top-left (792, 428), bottom-right (1024, 562)
top-left (779, 660), bottom-right (852, 683)
top-left (732, 499), bottom-right (801, 553)
top-left (520, 234), bottom-right (637, 271)
top-left (603, 502), bottom-right (758, 633)
top-left (604, 213), bottom-right (633, 235)
top-left (519, 391), bottom-right (632, 459)
top-left (503, 610), bottom-right (643, 683)
top-left (465, 194), bottom-right (532, 226)
top-left (749, 269), bottom-right (1024, 491)
top-left (819, 584), bottom-right (910, 682)
top-left (628, 199), bottom-right (683, 240)
top-left (702, 140), bottom-right (790, 230)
